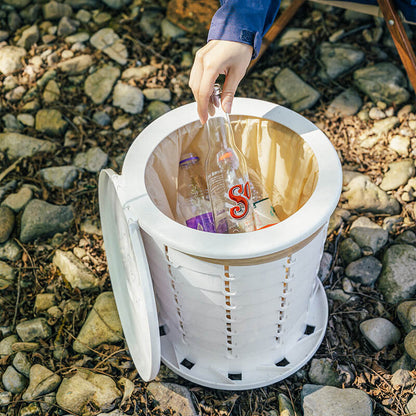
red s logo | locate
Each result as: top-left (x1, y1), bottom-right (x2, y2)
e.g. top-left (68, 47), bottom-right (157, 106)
top-left (228, 181), bottom-right (251, 219)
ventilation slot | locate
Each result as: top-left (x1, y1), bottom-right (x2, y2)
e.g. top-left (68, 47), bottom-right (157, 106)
top-left (159, 325), bottom-right (167, 336)
top-left (228, 372), bottom-right (242, 380)
top-left (275, 358), bottom-right (290, 367)
top-left (304, 325), bottom-right (315, 335)
top-left (276, 255), bottom-right (292, 343)
top-left (180, 358), bottom-right (195, 370)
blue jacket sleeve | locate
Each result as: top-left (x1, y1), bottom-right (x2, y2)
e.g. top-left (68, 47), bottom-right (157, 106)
top-left (207, 0), bottom-right (281, 59)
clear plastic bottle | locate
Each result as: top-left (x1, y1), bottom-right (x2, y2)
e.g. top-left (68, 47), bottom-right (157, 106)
top-left (177, 152), bottom-right (215, 232)
top-left (205, 84), bottom-right (255, 234)
top-left (248, 168), bottom-right (280, 230)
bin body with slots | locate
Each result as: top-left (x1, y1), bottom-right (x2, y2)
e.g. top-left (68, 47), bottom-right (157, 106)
top-left (98, 98), bottom-right (342, 390)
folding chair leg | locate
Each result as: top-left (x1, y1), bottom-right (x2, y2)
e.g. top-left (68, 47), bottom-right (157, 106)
top-left (377, 0), bottom-right (416, 92)
top-left (248, 0), bottom-right (307, 72)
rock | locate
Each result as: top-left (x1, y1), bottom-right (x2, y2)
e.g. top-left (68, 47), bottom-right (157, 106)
top-left (142, 88), bottom-right (171, 102)
top-left (397, 300), bottom-right (416, 333)
top-left (166, 0), bottom-right (217, 35)
top-left (121, 65), bottom-right (157, 81)
top-left (342, 170), bottom-right (400, 215)
top-left (34, 293), bottom-right (56, 312)
top-left (73, 292), bottom-right (123, 353)
top-left (53, 249), bottom-right (99, 290)
top-left (318, 252), bottom-right (332, 281)
top-left (345, 256), bottom-right (382, 286)
top-left (35, 109), bottom-right (68, 136)
top-left (391, 369), bottom-right (414, 388)
top-left (43, 80), bottom-right (60, 103)
top-left (277, 28), bottom-right (313, 47)
top-left (406, 395), bottom-right (416, 414)
top-left (378, 244), bottom-right (416, 304)
top-left (20, 199), bottom-right (74, 243)
top-left (0, 206), bottom-right (15, 243)
top-left (2, 187), bottom-right (33, 212)
top-left (0, 46), bottom-right (27, 76)
top-left (23, 364), bottom-right (61, 400)
top-left (80, 218), bottom-right (102, 235)
top-left (56, 369), bottom-right (122, 414)
top-left (85, 65), bottom-right (120, 104)
top-left (308, 358), bottom-right (343, 387)
top-left (12, 342), bottom-right (40, 353)
top-left (3, 0), bottom-right (31, 7)
top-left (278, 393), bottom-right (295, 416)
top-left (112, 82), bottom-right (144, 114)
top-left (73, 147), bottom-right (108, 172)
top-left (40, 166), bottom-right (78, 189)
top-left (325, 88), bottom-right (362, 117)
top-left (383, 215), bottom-right (404, 233)
top-left (0, 133), bottom-right (56, 159)
top-left (274, 68), bottom-right (320, 112)
top-left (19, 403), bottom-right (42, 416)
top-left (360, 317), bottom-right (401, 350)
top-left (16, 318), bottom-right (52, 342)
top-left (368, 106), bottom-right (386, 120)
top-left (0, 335), bottom-right (19, 356)
top-left (404, 330), bottom-right (416, 360)
top-left (354, 62), bottom-right (410, 105)
top-left (380, 160), bottom-right (415, 191)
top-left (0, 240), bottom-right (21, 261)
top-left (358, 117), bottom-right (400, 148)
top-left (319, 42), bottom-right (365, 80)
top-left (339, 238), bottom-right (361, 264)
top-left (0, 260), bottom-right (16, 289)
top-left (147, 382), bottom-right (198, 416)
top-left (2, 365), bottom-right (27, 394)
top-left (0, 391), bottom-right (12, 407)
top-left (17, 25), bottom-right (39, 50)
top-left (90, 28), bottom-right (128, 65)
top-left (349, 216), bottom-right (388, 254)
top-left (161, 18), bottom-right (186, 39)
top-left (57, 16), bottom-right (79, 37)
top-left (101, 0), bottom-right (131, 9)
top-left (301, 384), bottom-right (372, 416)
top-left (392, 353), bottom-right (416, 373)
top-left (389, 135), bottom-right (410, 156)
top-left (12, 352), bottom-right (31, 377)
top-left (147, 101), bottom-right (171, 119)
top-left (57, 54), bottom-right (94, 74)
top-left (42, 1), bottom-right (72, 20)
top-left (17, 114), bottom-right (35, 127)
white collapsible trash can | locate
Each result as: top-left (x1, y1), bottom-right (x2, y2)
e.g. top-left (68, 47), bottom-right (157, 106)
top-left (98, 98), bottom-right (342, 390)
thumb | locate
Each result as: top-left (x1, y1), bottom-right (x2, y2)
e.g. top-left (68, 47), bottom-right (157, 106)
top-left (221, 71), bottom-right (244, 114)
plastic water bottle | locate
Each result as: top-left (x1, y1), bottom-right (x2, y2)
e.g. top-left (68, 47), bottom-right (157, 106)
top-left (205, 84), bottom-right (255, 234)
top-left (248, 168), bottom-right (280, 230)
top-left (177, 152), bottom-right (216, 232)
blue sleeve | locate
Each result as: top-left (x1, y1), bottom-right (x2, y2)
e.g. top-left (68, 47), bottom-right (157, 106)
top-left (207, 0), bottom-right (281, 59)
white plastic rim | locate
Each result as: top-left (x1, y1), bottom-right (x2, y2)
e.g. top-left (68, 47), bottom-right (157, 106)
top-left (119, 99), bottom-right (342, 260)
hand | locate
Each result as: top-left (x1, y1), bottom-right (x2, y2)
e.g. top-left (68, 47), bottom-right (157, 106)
top-left (189, 40), bottom-right (253, 124)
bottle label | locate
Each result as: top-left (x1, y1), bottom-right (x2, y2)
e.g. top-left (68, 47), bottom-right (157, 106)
top-left (253, 198), bottom-right (279, 230)
top-left (228, 182), bottom-right (251, 220)
top-left (186, 212), bottom-right (216, 232)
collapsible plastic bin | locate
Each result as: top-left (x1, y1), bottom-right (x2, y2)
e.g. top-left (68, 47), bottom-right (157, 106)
top-left (98, 98), bottom-right (342, 390)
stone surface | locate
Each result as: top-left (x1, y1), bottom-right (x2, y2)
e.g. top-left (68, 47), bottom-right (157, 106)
top-left (345, 256), bottom-right (382, 286)
top-left (90, 28), bottom-right (128, 65)
top-left (40, 166), bottom-right (78, 189)
top-left (57, 54), bottom-right (93, 74)
top-left (349, 216), bottom-right (388, 254)
top-left (0, 133), bottom-right (56, 159)
top-left (16, 318), bottom-right (52, 342)
top-left (360, 317), bottom-right (401, 350)
top-left (380, 160), bottom-right (415, 191)
top-left (112, 82), bottom-right (144, 114)
top-left (85, 65), bottom-right (120, 104)
top-left (0, 206), bottom-right (15, 244)
top-left (23, 364), bottom-right (61, 400)
top-left (73, 147), bottom-right (108, 172)
top-left (2, 187), bottom-right (33, 212)
top-left (339, 238), bottom-right (361, 264)
top-left (0, 335), bottom-right (19, 357)
top-left (35, 109), bottom-right (68, 136)
top-left (2, 365), bottom-right (27, 394)
top-left (325, 88), bottom-right (362, 117)
top-left (0, 46), bottom-right (27, 75)
top-left (397, 300), bottom-right (416, 333)
top-left (308, 358), bottom-right (343, 387)
top-left (12, 352), bottom-right (31, 377)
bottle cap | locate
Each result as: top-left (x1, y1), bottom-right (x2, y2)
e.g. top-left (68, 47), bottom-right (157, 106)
top-left (218, 151), bottom-right (233, 161)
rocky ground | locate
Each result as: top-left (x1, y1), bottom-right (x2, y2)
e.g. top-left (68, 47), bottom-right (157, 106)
top-left (0, 0), bottom-right (416, 415)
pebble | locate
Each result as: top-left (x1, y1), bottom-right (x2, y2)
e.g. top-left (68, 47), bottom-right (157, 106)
top-left (12, 352), bottom-right (31, 377)
top-left (147, 101), bottom-right (171, 120)
top-left (20, 199), bottom-right (74, 243)
top-left (80, 218), bottom-right (102, 235)
top-left (73, 147), bottom-right (108, 172)
top-left (0, 260), bottom-right (16, 289)
top-left (0, 132), bottom-right (56, 159)
top-left (57, 54), bottom-right (94, 74)
top-left (278, 393), bottom-right (295, 415)
top-left (73, 291), bottom-right (123, 353)
top-left (2, 365), bottom-right (27, 394)
top-left (392, 353), bottom-right (416, 373)
top-left (404, 330), bottom-right (416, 360)
top-left (35, 108), bottom-right (68, 136)
top-left (19, 403), bottom-right (42, 416)
top-left (318, 252), bottom-right (332, 281)
top-left (0, 206), bottom-right (15, 243)
top-left (112, 82), bottom-right (144, 114)
top-left (325, 88), bottom-right (362, 117)
top-left (378, 244), bottom-right (416, 304)
top-left (360, 317), bottom-right (401, 350)
top-left (0, 335), bottom-right (19, 356)
top-left (339, 238), bottom-right (361, 264)
top-left (349, 216), bottom-right (388, 254)
top-left (17, 113), bottom-right (35, 127)
top-left (368, 106), bottom-right (386, 120)
top-left (90, 28), bottom-right (128, 65)
top-left (56, 369), bottom-right (122, 414)
top-left (142, 88), bottom-right (171, 102)
top-left (278, 28), bottom-right (313, 47)
top-left (34, 293), bottom-right (56, 312)
top-left (0, 240), bottom-right (22, 261)
top-left (301, 384), bottom-right (372, 416)
top-left (11, 342), bottom-right (40, 352)
top-left (0, 46), bottom-right (27, 76)
top-left (2, 187), bottom-right (33, 212)
top-left (308, 358), bottom-right (343, 387)
top-left (345, 255), bottom-right (382, 285)
top-left (16, 318), bottom-right (52, 342)
top-left (380, 160), bottom-right (415, 191)
top-left (43, 80), bottom-right (60, 103)
top-left (93, 111), bottom-right (111, 126)
top-left (53, 249), bottom-right (99, 290)
top-left (40, 166), bottom-right (78, 189)
top-left (42, 1), bottom-right (72, 20)
top-left (391, 369), bottom-right (414, 388)
top-left (389, 134), bottom-right (410, 156)
top-left (161, 18), bottom-right (186, 39)
top-left (0, 391), bottom-right (12, 407)
top-left (121, 65), bottom-right (157, 81)
top-left (84, 65), bottom-right (120, 104)
top-left (23, 364), bottom-right (61, 400)
top-left (17, 25), bottom-right (39, 50)
top-left (397, 300), bottom-right (416, 333)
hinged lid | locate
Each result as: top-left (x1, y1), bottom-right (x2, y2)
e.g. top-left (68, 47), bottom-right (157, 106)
top-left (98, 169), bottom-right (160, 381)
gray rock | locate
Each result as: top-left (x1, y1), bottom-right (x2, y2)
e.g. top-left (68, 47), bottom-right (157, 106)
top-left (5, 86), bottom-right (27, 103)
top-left (35, 109), bottom-right (68, 136)
top-left (16, 318), bottom-right (52, 342)
top-left (80, 218), bottom-right (102, 235)
top-left (342, 170), bottom-right (400, 215)
top-left (302, 384), bottom-right (372, 416)
top-left (101, 0), bottom-right (131, 9)
top-left (339, 238), bottom-right (361, 264)
top-left (53, 249), bottom-right (99, 290)
top-left (0, 206), bottom-right (15, 244)
top-left (56, 369), bottom-right (122, 414)
top-left (325, 88), bottom-right (362, 117)
top-left (57, 54), bottom-right (94, 74)
top-left (0, 335), bottom-right (19, 356)
top-left (0, 391), bottom-right (12, 406)
top-left (0, 260), bottom-right (16, 289)
top-left (0, 46), bottom-right (27, 76)
top-left (17, 114), bottom-right (35, 127)
top-left (383, 215), bottom-right (404, 233)
top-left (93, 111), bottom-right (111, 126)
top-left (2, 366), bottom-right (27, 394)
top-left (73, 147), bottom-right (108, 172)
top-left (90, 28), bottom-right (128, 65)
top-left (391, 369), bottom-right (414, 388)
top-left (142, 88), bottom-right (171, 102)
top-left (3, 0), bottom-right (32, 7)
top-left (40, 166), bottom-right (78, 189)
top-left (277, 28), bottom-right (313, 47)
top-left (23, 364), bottom-right (61, 400)
top-left (349, 216), bottom-right (388, 254)
top-left (389, 134), bottom-right (410, 156)
top-left (395, 230), bottom-right (416, 245)
top-left (147, 101), bottom-right (171, 120)
top-left (121, 65), bottom-right (157, 81)
top-left (358, 117), bottom-right (400, 148)
top-left (16, 25), bottom-right (39, 50)
top-left (318, 252), bottom-right (332, 281)
top-left (378, 244), bottom-right (416, 304)
top-left (278, 393), bottom-right (295, 415)
top-left (308, 358), bottom-right (343, 387)
top-left (13, 352), bottom-right (31, 377)
top-left (139, 11), bottom-right (162, 37)
top-left (112, 82), bottom-right (144, 114)
top-left (34, 293), bottom-right (56, 312)
top-left (2, 187), bottom-right (33, 212)
top-left (404, 330), bottom-right (416, 360)
top-left (85, 65), bottom-right (120, 104)
top-left (392, 353), bottom-right (416, 373)
top-left (0, 240), bottom-right (21, 261)
top-left (380, 160), bottom-right (415, 191)
top-left (73, 291), bottom-right (123, 353)
top-left (20, 199), bottom-right (74, 243)
top-left (345, 256), bottom-right (382, 286)
top-left (360, 317), bottom-right (401, 350)
top-left (57, 16), bottom-right (79, 37)
top-left (19, 403), bottom-right (42, 416)
top-left (406, 395), bottom-right (416, 414)
top-left (319, 42), bottom-right (365, 80)
top-left (274, 68), bottom-right (320, 112)
top-left (161, 18), bottom-right (186, 39)
top-left (43, 80), bottom-right (60, 103)
top-left (397, 300), bottom-right (416, 333)
top-left (354, 62), bottom-right (410, 105)
top-left (42, 1), bottom-right (72, 20)
top-left (147, 382), bottom-right (197, 416)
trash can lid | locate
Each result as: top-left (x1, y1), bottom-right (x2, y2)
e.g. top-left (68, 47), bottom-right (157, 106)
top-left (98, 169), bottom-right (160, 381)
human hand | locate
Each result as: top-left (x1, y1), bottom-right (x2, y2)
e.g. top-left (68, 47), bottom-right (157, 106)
top-left (189, 40), bottom-right (253, 124)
